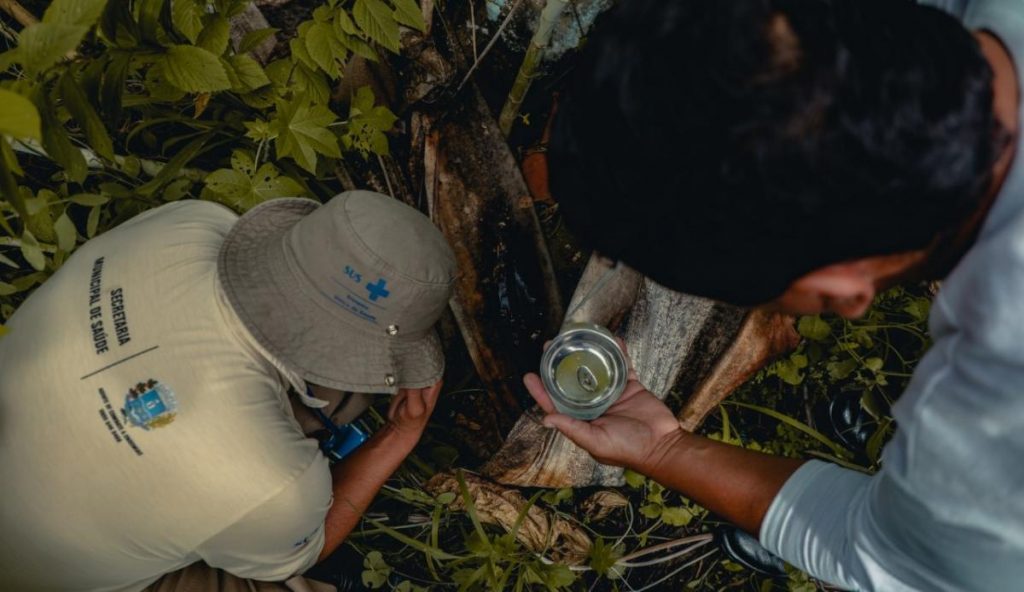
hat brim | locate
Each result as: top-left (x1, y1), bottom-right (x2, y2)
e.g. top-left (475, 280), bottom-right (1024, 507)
top-left (218, 199), bottom-right (445, 394)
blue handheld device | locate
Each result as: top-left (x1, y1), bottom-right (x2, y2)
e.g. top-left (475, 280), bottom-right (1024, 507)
top-left (307, 387), bottom-right (369, 463)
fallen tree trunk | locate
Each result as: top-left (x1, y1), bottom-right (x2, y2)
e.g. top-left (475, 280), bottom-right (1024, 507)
top-left (482, 267), bottom-right (797, 487)
top-left (423, 86), bottom-right (564, 434)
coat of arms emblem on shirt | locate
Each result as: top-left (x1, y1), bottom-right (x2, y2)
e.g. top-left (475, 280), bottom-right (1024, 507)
top-left (121, 379), bottom-right (178, 430)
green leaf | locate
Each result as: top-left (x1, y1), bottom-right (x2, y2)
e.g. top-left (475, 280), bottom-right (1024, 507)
top-left (392, 0), bottom-right (427, 32)
top-left (0, 89), bottom-right (41, 141)
top-left (227, 54), bottom-right (271, 91)
top-left (588, 538), bottom-right (624, 579)
top-left (0, 281), bottom-right (16, 295)
top-left (87, 205), bottom-right (101, 237)
top-left (239, 27), bottom-right (279, 53)
top-left (44, 0), bottom-right (108, 27)
top-left (271, 98), bottom-right (340, 173)
top-left (0, 324), bottom-right (7, 338)
top-left (172, 0), bottom-right (205, 43)
top-left (18, 23), bottom-right (87, 73)
top-left (197, 16), bottom-right (231, 56)
top-left (624, 468), bottom-right (646, 488)
top-left (162, 45), bottom-right (232, 93)
top-left (31, 87), bottom-right (87, 183)
top-left (59, 72), bottom-right (115, 161)
top-left (20, 229), bottom-right (46, 271)
top-left (864, 357), bottom-right (884, 372)
top-left (70, 193), bottom-right (109, 206)
top-left (639, 503), bottom-right (662, 519)
top-left (827, 357), bottom-right (858, 381)
top-left (797, 315), bottom-right (831, 341)
top-left (54, 210), bottom-right (77, 252)
top-left (361, 550), bottom-right (392, 589)
top-left (660, 506), bottom-right (694, 526)
top-left (728, 401), bottom-right (849, 458)
top-left (304, 21), bottom-right (347, 78)
top-left (353, 0), bottom-right (400, 53)
top-left (204, 152), bottom-right (305, 211)
top-left (903, 298), bottom-right (931, 321)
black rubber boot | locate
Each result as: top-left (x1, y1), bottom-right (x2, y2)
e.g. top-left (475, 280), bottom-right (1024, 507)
top-left (715, 526), bottom-right (787, 577)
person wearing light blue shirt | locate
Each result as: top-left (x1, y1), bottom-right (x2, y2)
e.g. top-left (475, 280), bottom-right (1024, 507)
top-left (527, 0), bottom-right (1024, 589)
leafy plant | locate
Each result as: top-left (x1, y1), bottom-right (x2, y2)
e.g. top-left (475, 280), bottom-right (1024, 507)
top-left (0, 0), bottom-right (415, 331)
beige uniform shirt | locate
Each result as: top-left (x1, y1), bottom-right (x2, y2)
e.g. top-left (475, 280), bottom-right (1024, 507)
top-left (0, 201), bottom-right (332, 591)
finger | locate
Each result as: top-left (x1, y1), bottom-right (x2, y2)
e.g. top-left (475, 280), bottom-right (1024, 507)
top-left (423, 380), bottom-right (443, 410)
top-left (387, 391), bottom-right (405, 419)
top-left (523, 373), bottom-right (556, 414)
top-left (542, 414), bottom-right (604, 453)
top-left (405, 388), bottom-right (425, 417)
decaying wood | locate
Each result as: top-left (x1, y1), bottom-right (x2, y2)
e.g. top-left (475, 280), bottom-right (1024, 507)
top-left (483, 279), bottom-right (748, 487)
top-left (562, 255), bottom-right (641, 328)
top-left (423, 85), bottom-right (564, 433)
top-left (229, 4), bottom-right (278, 64)
top-left (424, 471), bottom-right (592, 565)
top-left (677, 310), bottom-right (798, 431)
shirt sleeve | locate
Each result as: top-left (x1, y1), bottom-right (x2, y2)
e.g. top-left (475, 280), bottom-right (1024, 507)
top-left (759, 459), bottom-right (1022, 592)
top-left (196, 454), bottom-right (333, 581)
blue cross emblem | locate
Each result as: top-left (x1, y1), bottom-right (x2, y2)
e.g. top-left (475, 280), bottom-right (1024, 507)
top-left (366, 278), bottom-right (391, 301)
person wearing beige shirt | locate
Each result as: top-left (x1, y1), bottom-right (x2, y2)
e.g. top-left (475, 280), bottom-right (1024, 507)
top-left (0, 190), bottom-right (457, 591)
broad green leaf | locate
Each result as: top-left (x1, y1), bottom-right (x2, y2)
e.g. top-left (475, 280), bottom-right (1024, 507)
top-left (197, 16), bottom-right (231, 56)
top-left (304, 21), bottom-right (346, 78)
top-left (20, 229), bottom-right (45, 271)
top-left (59, 72), bottom-right (115, 161)
top-left (272, 98), bottom-right (341, 173)
top-left (864, 357), bottom-right (884, 372)
top-left (164, 177), bottom-right (192, 201)
top-left (623, 469), bottom-right (645, 488)
top-left (44, 0), bottom-right (108, 27)
top-left (87, 205), bottom-right (101, 237)
top-left (70, 193), bottom-right (109, 206)
top-left (0, 281), bottom-right (16, 295)
top-left (827, 357), bottom-right (858, 380)
top-left (227, 54), bottom-right (271, 91)
top-left (172, 0), bottom-right (205, 43)
top-left (588, 538), bottom-right (624, 579)
top-left (18, 23), bottom-right (87, 73)
top-left (392, 0), bottom-right (427, 32)
top-left (0, 89), bottom-right (41, 141)
top-left (353, 0), bottom-right (400, 53)
top-left (361, 551), bottom-right (391, 590)
top-left (0, 324), bottom-right (7, 338)
top-left (660, 506), bottom-right (694, 526)
top-left (136, 0), bottom-right (165, 44)
top-left (162, 45), bottom-right (232, 93)
top-left (797, 315), bottom-right (831, 341)
top-left (903, 298), bottom-right (930, 321)
top-left (54, 210), bottom-right (77, 252)
top-left (638, 503), bottom-right (662, 519)
top-left (238, 28), bottom-right (279, 53)
top-left (204, 158), bottom-right (305, 211)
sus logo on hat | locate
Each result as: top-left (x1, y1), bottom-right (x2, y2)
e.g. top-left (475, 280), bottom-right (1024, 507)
top-left (218, 191), bottom-right (457, 394)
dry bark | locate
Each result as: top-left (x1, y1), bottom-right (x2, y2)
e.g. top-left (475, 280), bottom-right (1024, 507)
top-left (482, 273), bottom-right (798, 487)
top-left (677, 310), bottom-right (799, 431)
top-left (422, 85), bottom-right (564, 433)
top-left (424, 471), bottom-right (592, 565)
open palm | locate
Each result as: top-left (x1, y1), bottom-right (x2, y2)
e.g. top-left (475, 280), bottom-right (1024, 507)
top-left (523, 372), bottom-right (683, 471)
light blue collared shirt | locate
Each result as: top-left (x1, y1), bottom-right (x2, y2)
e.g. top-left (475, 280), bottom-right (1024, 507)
top-left (760, 1), bottom-right (1024, 589)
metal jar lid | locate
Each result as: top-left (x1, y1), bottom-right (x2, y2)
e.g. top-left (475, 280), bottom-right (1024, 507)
top-left (540, 323), bottom-right (628, 420)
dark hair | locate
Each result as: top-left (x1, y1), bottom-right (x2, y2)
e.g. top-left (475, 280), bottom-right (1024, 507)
top-left (549, 0), bottom-right (1002, 305)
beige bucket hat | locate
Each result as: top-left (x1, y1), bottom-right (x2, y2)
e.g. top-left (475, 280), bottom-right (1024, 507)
top-left (218, 190), bottom-right (457, 394)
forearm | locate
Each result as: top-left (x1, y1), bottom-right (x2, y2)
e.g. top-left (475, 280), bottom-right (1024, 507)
top-left (638, 430), bottom-right (805, 534)
top-left (316, 425), bottom-right (414, 561)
